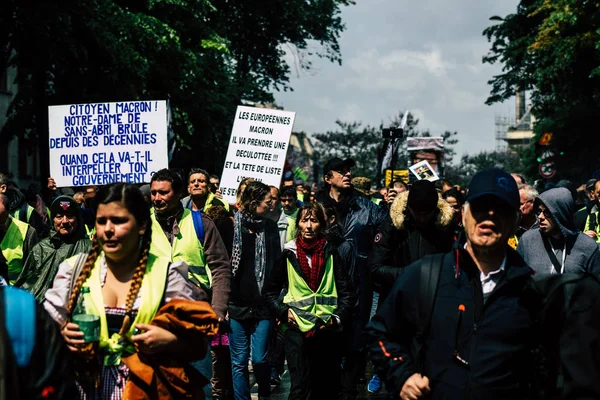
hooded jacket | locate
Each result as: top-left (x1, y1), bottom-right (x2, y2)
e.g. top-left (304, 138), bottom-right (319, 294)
top-left (369, 191), bottom-right (456, 301)
top-left (14, 196), bottom-right (91, 301)
top-left (517, 188), bottom-right (600, 275)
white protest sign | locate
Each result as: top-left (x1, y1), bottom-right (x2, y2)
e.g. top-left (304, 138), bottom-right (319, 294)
top-left (220, 106), bottom-right (296, 205)
top-left (48, 100), bottom-right (168, 187)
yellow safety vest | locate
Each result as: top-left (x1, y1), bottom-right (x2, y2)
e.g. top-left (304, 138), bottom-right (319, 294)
top-left (10, 205), bottom-right (34, 223)
top-left (149, 209), bottom-right (210, 287)
top-left (1, 217), bottom-right (29, 284)
top-left (204, 192), bottom-right (230, 212)
top-left (283, 255), bottom-right (338, 333)
top-left (67, 252), bottom-right (169, 366)
top-left (85, 224), bottom-right (96, 240)
top-left (284, 209), bottom-right (299, 243)
top-left (584, 212), bottom-right (600, 243)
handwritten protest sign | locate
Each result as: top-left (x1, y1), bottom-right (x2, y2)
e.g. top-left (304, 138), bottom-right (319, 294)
top-left (48, 101), bottom-right (168, 187)
top-left (220, 106), bottom-right (296, 205)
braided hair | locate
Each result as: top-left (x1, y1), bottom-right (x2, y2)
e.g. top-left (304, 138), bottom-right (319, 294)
top-left (65, 183), bottom-right (152, 337)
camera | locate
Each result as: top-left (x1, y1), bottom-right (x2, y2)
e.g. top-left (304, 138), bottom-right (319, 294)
top-left (382, 127), bottom-right (404, 139)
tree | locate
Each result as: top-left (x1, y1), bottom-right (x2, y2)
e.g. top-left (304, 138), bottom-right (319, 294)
top-left (447, 149), bottom-right (528, 189)
top-left (312, 111), bottom-right (459, 187)
top-left (0, 0), bottom-right (355, 181)
top-left (483, 0), bottom-right (600, 184)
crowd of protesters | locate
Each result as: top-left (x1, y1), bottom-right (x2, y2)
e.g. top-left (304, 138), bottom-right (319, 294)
top-left (1, 160), bottom-right (600, 400)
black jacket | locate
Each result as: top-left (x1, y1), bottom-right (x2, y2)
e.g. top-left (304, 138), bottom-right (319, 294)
top-left (365, 247), bottom-right (539, 400)
top-left (263, 241), bottom-right (354, 329)
top-left (228, 217), bottom-right (281, 320)
top-left (369, 191), bottom-right (455, 302)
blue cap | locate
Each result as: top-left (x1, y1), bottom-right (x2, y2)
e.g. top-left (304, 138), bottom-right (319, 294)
top-left (466, 168), bottom-right (519, 210)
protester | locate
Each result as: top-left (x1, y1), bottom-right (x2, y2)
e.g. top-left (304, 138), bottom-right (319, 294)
top-left (442, 187), bottom-right (465, 235)
top-left (150, 168), bottom-right (232, 398)
top-left (263, 202), bottom-right (354, 399)
top-left (366, 168), bottom-right (540, 399)
top-left (15, 195), bottom-right (92, 302)
top-left (581, 179), bottom-right (600, 243)
top-left (367, 180), bottom-right (454, 396)
top-left (228, 181), bottom-right (281, 400)
top-left (182, 168), bottom-right (230, 212)
top-left (235, 177), bottom-right (255, 210)
top-left (280, 186), bottom-right (299, 242)
top-left (204, 205), bottom-right (235, 400)
top-left (44, 183), bottom-right (217, 399)
top-left (517, 187), bottom-right (600, 275)
top-left (266, 185), bottom-right (288, 250)
top-left (314, 157), bottom-right (388, 400)
top-left (0, 193), bottom-right (38, 284)
top-left (0, 174), bottom-right (48, 238)
top-left (370, 179), bottom-right (455, 303)
top-left (0, 285), bottom-right (77, 399)
top-left (517, 183), bottom-right (539, 237)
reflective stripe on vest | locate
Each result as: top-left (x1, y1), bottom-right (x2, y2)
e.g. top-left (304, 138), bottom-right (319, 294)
top-left (1, 218), bottom-right (29, 283)
top-left (584, 212), bottom-right (600, 243)
top-left (149, 209), bottom-right (210, 287)
top-left (67, 252), bottom-right (169, 366)
top-left (283, 255), bottom-right (337, 333)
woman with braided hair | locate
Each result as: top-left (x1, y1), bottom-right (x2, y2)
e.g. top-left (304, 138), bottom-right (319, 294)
top-left (263, 202), bottom-right (354, 400)
top-left (44, 183), bottom-right (209, 399)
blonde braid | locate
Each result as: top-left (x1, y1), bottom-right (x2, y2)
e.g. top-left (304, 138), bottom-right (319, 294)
top-left (118, 224), bottom-right (152, 336)
top-left (66, 237), bottom-right (101, 321)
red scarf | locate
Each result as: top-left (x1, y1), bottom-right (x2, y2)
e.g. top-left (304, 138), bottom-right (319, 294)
top-left (296, 236), bottom-right (327, 291)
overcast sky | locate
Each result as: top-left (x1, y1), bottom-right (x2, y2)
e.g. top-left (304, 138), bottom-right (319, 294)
top-left (274, 0), bottom-right (521, 160)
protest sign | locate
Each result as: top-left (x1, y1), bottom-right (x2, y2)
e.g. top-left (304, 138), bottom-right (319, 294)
top-left (409, 160), bottom-right (439, 182)
top-left (48, 100), bottom-right (168, 187)
top-left (220, 106), bottom-right (296, 205)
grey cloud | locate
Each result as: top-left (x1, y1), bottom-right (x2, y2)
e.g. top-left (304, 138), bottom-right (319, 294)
top-left (275, 0), bottom-right (520, 159)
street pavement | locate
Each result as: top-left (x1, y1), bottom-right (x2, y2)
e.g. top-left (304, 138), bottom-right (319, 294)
top-left (249, 363), bottom-right (392, 399)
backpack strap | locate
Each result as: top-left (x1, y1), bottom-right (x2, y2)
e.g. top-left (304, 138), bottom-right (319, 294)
top-left (191, 210), bottom-right (205, 246)
top-left (414, 253), bottom-right (446, 372)
top-left (3, 287), bottom-right (36, 368)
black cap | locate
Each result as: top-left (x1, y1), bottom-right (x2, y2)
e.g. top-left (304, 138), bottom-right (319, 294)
top-left (466, 168), bottom-right (519, 210)
top-left (407, 180), bottom-right (438, 212)
top-left (322, 157), bottom-right (355, 176)
top-left (50, 195), bottom-right (78, 219)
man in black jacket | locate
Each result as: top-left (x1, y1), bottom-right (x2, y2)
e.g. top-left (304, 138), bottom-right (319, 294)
top-left (314, 157), bottom-right (389, 399)
top-left (366, 168), bottom-right (539, 400)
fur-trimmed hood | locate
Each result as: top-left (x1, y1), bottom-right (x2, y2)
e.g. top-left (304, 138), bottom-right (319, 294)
top-left (389, 191), bottom-right (454, 230)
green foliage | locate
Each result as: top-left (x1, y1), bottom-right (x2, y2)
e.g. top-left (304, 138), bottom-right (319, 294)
top-left (0, 0), bottom-right (354, 179)
top-left (447, 150), bottom-right (528, 189)
top-left (483, 0), bottom-right (600, 183)
top-left (311, 111), bottom-right (459, 186)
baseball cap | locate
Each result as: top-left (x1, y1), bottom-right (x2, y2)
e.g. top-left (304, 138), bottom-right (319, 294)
top-left (323, 157), bottom-right (355, 176)
top-left (407, 180), bottom-right (438, 212)
top-left (466, 168), bottom-right (519, 210)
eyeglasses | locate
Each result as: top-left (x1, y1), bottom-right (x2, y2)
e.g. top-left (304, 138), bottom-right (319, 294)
top-left (332, 168), bottom-right (351, 175)
top-left (535, 207), bottom-right (552, 218)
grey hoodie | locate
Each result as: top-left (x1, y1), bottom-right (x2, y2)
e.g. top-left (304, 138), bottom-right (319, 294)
top-left (517, 188), bottom-right (600, 275)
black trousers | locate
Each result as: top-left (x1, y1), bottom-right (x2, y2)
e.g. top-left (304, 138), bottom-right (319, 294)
top-left (285, 327), bottom-right (345, 400)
